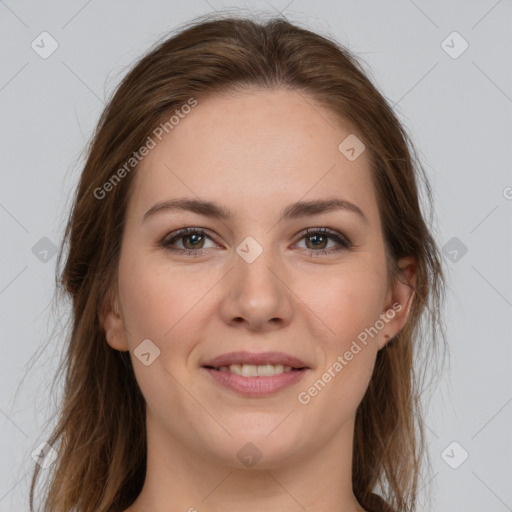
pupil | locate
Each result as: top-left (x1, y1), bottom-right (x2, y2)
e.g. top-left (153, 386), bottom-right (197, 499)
top-left (185, 234), bottom-right (202, 249)
top-left (309, 234), bottom-right (326, 249)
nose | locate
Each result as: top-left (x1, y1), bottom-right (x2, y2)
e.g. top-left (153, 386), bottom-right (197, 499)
top-left (218, 244), bottom-right (294, 332)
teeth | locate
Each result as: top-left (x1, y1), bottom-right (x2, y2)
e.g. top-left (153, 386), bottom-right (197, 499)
top-left (217, 364), bottom-right (294, 376)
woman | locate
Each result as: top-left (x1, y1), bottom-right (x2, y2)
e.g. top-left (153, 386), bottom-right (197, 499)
top-left (30, 12), bottom-right (446, 512)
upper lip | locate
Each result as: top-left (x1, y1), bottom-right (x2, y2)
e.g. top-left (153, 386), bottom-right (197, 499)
top-left (202, 351), bottom-right (310, 369)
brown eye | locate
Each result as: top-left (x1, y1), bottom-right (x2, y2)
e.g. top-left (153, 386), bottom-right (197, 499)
top-left (304, 232), bottom-right (329, 250)
top-left (181, 232), bottom-right (205, 250)
top-left (160, 227), bottom-right (352, 258)
top-left (161, 228), bottom-right (216, 256)
top-left (296, 228), bottom-right (352, 255)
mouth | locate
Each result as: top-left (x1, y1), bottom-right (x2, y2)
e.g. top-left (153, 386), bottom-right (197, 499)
top-left (201, 350), bottom-right (310, 371)
top-left (203, 363), bottom-right (307, 377)
top-left (201, 351), bottom-right (310, 396)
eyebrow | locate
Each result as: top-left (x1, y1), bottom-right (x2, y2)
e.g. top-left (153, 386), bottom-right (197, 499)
top-left (142, 197), bottom-right (368, 225)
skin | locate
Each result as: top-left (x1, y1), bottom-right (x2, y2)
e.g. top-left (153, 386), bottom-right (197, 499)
top-left (102, 87), bottom-right (416, 512)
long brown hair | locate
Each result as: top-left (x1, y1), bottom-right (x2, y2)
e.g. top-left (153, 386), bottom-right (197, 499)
top-left (29, 12), bottom-right (446, 512)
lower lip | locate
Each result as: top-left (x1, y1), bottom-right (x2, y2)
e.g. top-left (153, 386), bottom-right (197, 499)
top-left (203, 367), bottom-right (308, 396)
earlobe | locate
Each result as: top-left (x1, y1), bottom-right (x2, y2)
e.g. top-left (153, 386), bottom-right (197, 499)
top-left (378, 256), bottom-right (417, 350)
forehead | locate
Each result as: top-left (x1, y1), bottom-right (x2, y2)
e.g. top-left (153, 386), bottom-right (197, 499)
top-left (127, 88), bottom-right (379, 225)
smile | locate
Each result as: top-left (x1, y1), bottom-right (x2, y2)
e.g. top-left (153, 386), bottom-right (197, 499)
top-left (209, 363), bottom-right (296, 376)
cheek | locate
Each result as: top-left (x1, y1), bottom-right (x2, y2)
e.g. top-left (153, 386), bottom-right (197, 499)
top-left (117, 246), bottom-right (184, 349)
top-left (116, 259), bottom-right (197, 410)
top-left (117, 250), bottom-right (212, 377)
top-left (298, 259), bottom-right (388, 348)
top-left (118, 272), bottom-right (168, 343)
top-left (294, 266), bottom-right (386, 430)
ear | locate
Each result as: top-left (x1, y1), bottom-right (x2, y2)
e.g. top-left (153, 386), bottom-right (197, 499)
top-left (99, 285), bottom-right (129, 352)
top-left (377, 256), bottom-right (417, 350)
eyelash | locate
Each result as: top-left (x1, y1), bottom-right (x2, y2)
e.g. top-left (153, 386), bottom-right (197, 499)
top-left (159, 227), bottom-right (353, 257)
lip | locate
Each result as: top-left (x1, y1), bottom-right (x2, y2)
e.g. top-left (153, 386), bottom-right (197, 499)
top-left (201, 351), bottom-right (310, 369)
top-left (202, 366), bottom-right (309, 396)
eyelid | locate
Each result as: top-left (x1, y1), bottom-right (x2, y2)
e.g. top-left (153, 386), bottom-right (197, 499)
top-left (160, 227), bottom-right (218, 248)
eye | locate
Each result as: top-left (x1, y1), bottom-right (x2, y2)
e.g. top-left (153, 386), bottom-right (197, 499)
top-left (160, 228), bottom-right (217, 257)
top-left (160, 227), bottom-right (353, 257)
top-left (294, 227), bottom-right (353, 256)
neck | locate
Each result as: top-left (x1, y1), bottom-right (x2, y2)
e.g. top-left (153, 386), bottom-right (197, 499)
top-left (126, 410), bottom-right (367, 512)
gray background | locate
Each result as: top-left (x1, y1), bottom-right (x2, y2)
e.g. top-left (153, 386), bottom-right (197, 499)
top-left (1, 1), bottom-right (511, 510)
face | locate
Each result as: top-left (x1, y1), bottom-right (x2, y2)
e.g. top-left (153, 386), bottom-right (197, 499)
top-left (103, 88), bottom-right (415, 469)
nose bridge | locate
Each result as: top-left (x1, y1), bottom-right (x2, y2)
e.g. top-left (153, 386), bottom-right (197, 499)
top-left (234, 233), bottom-right (281, 299)
top-left (220, 232), bottom-right (293, 329)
